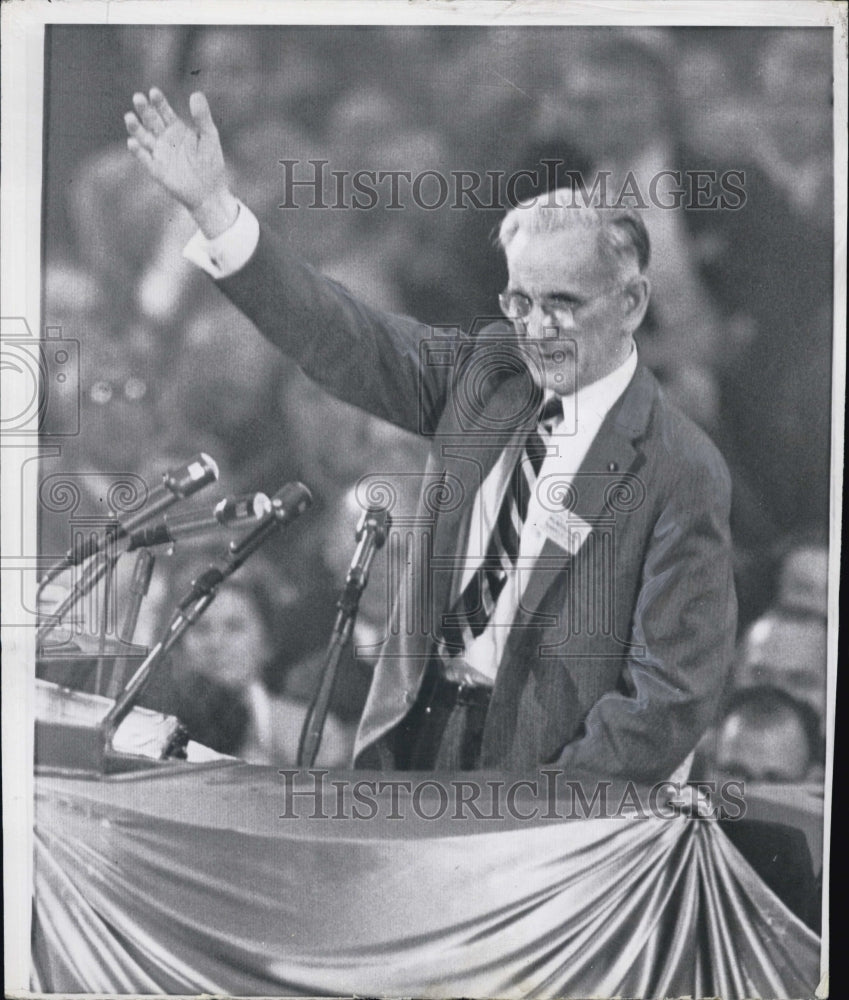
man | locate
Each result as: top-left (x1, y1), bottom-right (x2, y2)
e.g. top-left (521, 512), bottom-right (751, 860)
top-left (124, 88), bottom-right (736, 778)
top-left (714, 686), bottom-right (820, 785)
top-left (734, 609), bottom-right (827, 742)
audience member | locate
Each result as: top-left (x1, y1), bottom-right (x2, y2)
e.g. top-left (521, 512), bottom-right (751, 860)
top-left (735, 610), bottom-right (827, 737)
top-left (152, 567), bottom-right (354, 765)
top-left (776, 542), bottom-right (829, 619)
top-left (714, 686), bottom-right (821, 784)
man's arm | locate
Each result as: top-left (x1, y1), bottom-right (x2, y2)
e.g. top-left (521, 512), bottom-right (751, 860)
top-left (215, 221), bottom-right (449, 435)
top-left (556, 441), bottom-right (737, 783)
top-left (124, 89), bottom-right (451, 434)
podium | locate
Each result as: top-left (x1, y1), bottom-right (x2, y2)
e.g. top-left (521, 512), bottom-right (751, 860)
top-left (33, 678), bottom-right (194, 773)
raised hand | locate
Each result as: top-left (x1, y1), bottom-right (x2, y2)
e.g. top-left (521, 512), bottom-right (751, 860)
top-left (124, 89), bottom-right (238, 238)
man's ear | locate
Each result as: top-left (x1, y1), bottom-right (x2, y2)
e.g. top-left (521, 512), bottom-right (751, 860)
top-left (622, 275), bottom-right (651, 335)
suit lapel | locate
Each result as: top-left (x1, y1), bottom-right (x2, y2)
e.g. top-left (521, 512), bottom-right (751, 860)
top-left (354, 368), bottom-right (544, 758)
top-left (517, 366), bottom-right (657, 625)
top-left (431, 369), bottom-right (544, 612)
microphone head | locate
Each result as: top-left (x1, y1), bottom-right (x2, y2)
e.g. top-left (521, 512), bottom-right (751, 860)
top-left (252, 492), bottom-right (273, 519)
top-left (213, 492), bottom-right (272, 525)
top-left (270, 482), bottom-right (313, 524)
top-left (356, 505), bottom-right (391, 546)
top-left (226, 483), bottom-right (313, 558)
top-left (164, 453), bottom-right (219, 498)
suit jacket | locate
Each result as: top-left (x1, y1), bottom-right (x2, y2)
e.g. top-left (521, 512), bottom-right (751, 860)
top-left (217, 222), bottom-right (737, 781)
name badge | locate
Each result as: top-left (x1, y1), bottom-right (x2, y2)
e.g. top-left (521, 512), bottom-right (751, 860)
top-left (540, 510), bottom-right (593, 555)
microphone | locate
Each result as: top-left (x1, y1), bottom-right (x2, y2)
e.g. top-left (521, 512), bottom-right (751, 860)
top-left (39, 454), bottom-right (219, 586)
top-left (229, 481), bottom-right (313, 556)
top-left (126, 492), bottom-right (271, 550)
top-left (105, 482), bottom-right (314, 739)
top-left (348, 507), bottom-right (391, 585)
top-left (297, 503), bottom-right (390, 767)
top-left (176, 482), bottom-right (314, 610)
top-left (332, 505), bottom-right (391, 635)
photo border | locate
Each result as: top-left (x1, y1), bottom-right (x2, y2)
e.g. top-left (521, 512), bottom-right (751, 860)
top-left (2, 2), bottom-right (845, 995)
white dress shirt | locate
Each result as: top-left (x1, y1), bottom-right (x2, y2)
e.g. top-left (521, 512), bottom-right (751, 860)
top-left (457, 347), bottom-right (638, 686)
top-left (183, 200), bottom-right (260, 279)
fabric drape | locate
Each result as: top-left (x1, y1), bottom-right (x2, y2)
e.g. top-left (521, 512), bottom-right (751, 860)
top-left (32, 763), bottom-right (820, 998)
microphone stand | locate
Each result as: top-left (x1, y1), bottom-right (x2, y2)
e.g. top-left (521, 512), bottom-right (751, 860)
top-left (36, 548), bottom-right (118, 648)
top-left (119, 548), bottom-right (155, 646)
top-left (100, 481), bottom-right (313, 753)
top-left (104, 548), bottom-right (156, 699)
top-left (298, 507), bottom-right (390, 768)
top-left (37, 452), bottom-right (219, 596)
top-left (100, 587), bottom-right (217, 749)
top-left (93, 554), bottom-right (117, 694)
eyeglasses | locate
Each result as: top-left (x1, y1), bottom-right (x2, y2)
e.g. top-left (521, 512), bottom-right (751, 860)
top-left (498, 285), bottom-right (623, 328)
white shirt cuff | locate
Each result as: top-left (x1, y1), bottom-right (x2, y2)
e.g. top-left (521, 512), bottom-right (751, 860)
top-left (182, 200), bottom-right (260, 279)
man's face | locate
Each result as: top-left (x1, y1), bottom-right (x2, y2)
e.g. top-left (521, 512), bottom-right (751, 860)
top-left (504, 225), bottom-right (631, 395)
top-left (715, 711), bottom-right (811, 783)
top-left (736, 615), bottom-right (827, 726)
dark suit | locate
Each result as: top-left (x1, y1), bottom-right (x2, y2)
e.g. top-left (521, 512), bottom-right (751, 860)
top-left (217, 221), bottom-right (737, 780)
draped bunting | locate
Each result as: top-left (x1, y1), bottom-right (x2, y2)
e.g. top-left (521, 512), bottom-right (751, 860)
top-left (33, 762), bottom-right (820, 998)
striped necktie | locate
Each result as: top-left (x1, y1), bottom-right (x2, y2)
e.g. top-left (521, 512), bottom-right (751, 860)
top-left (440, 395), bottom-right (562, 651)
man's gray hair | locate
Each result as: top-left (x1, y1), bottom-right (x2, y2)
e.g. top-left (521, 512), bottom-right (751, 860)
top-left (498, 187), bottom-right (651, 279)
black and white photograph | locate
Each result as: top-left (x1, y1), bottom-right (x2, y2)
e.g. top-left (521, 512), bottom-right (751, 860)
top-left (1, 1), bottom-right (844, 997)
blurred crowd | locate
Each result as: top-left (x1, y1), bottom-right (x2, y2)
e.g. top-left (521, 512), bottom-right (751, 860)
top-left (38, 26), bottom-right (833, 777)
top-left (695, 539), bottom-right (829, 788)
